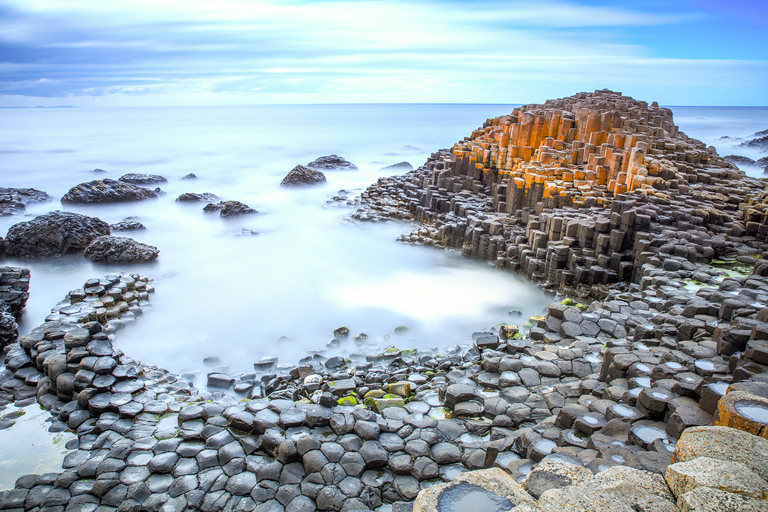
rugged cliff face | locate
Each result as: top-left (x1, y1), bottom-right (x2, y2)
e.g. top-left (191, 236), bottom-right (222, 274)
top-left (353, 89), bottom-right (768, 298)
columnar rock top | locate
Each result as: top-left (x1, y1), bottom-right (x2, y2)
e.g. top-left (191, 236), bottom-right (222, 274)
top-left (450, 89), bottom-right (738, 209)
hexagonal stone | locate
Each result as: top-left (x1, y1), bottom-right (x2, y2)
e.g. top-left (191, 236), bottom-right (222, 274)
top-left (226, 472), bottom-right (257, 496)
top-left (665, 456), bottom-right (768, 500)
top-left (148, 452), bottom-right (179, 474)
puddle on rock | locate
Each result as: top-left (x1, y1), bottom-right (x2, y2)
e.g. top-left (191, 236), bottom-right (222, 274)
top-left (437, 482), bottom-right (513, 512)
top-left (734, 401), bottom-right (768, 424)
top-left (0, 403), bottom-right (76, 490)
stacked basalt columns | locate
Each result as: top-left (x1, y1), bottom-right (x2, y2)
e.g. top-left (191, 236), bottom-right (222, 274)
top-left (353, 90), bottom-right (768, 296)
top-left (4, 274), bottom-right (159, 424)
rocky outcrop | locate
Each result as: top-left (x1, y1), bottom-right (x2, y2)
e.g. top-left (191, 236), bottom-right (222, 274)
top-left (740, 132), bottom-right (768, 151)
top-left (0, 266), bottom-right (30, 349)
top-left (176, 192), bottom-right (219, 202)
top-left (4, 211), bottom-right (110, 257)
top-left (307, 154), bottom-right (358, 171)
top-left (0, 187), bottom-right (51, 216)
top-left (118, 173), bottom-right (168, 185)
top-left (110, 218), bottom-right (146, 231)
top-left (203, 200), bottom-right (258, 217)
top-left (83, 236), bottom-right (159, 263)
top-left (60, 179), bottom-right (158, 204)
top-left (281, 165), bottom-right (327, 186)
top-left (383, 162), bottom-right (414, 171)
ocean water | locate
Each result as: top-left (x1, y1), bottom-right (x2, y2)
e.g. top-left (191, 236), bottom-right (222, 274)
top-left (0, 104), bottom-right (765, 384)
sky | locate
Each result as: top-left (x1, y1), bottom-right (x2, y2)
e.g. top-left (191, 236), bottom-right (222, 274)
top-left (0, 0), bottom-right (766, 107)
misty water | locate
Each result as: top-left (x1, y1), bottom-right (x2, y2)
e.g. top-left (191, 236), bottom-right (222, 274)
top-left (1, 104), bottom-right (766, 386)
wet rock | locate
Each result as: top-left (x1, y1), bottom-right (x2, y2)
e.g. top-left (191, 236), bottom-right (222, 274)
top-left (61, 178), bottom-right (157, 203)
top-left (110, 218), bottom-right (146, 231)
top-left (0, 187), bottom-right (51, 215)
top-left (306, 155), bottom-right (358, 171)
top-left (203, 200), bottom-right (258, 217)
top-left (84, 236), bottom-right (159, 263)
top-left (5, 211), bottom-right (110, 257)
top-left (177, 192), bottom-right (219, 202)
top-left (119, 173), bottom-right (168, 185)
top-left (281, 165), bottom-right (327, 187)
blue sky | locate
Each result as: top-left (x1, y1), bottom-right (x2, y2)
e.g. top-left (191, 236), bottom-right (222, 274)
top-left (0, 0), bottom-right (765, 106)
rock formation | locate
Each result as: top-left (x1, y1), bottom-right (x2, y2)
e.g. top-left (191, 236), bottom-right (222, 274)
top-left (0, 187), bottom-right (51, 216)
top-left (4, 211), bottom-right (111, 257)
top-left (176, 192), bottom-right (219, 203)
top-left (203, 200), bottom-right (259, 217)
top-left (110, 218), bottom-right (146, 231)
top-left (307, 154), bottom-right (358, 171)
top-left (83, 236), bottom-right (159, 263)
top-left (118, 173), bottom-right (168, 185)
top-left (281, 165), bottom-right (327, 187)
top-left (60, 179), bottom-right (158, 204)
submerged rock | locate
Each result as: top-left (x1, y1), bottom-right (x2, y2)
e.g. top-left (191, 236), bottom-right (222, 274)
top-left (118, 173), bottom-right (168, 185)
top-left (306, 155), bottom-right (358, 171)
top-left (176, 192), bottom-right (219, 203)
top-left (281, 165), bottom-right (327, 187)
top-left (110, 218), bottom-right (146, 231)
top-left (0, 187), bottom-right (51, 216)
top-left (84, 236), bottom-right (159, 263)
top-left (61, 179), bottom-right (157, 204)
top-left (4, 211), bottom-right (110, 257)
top-left (203, 200), bottom-right (258, 217)
top-left (182, 173), bottom-right (197, 180)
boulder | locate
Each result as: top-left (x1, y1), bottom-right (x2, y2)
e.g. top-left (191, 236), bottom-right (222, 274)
top-left (665, 456), bottom-right (768, 501)
top-left (203, 201), bottom-right (258, 217)
top-left (306, 155), bottom-right (358, 171)
top-left (61, 179), bottom-right (157, 204)
top-left (176, 192), bottom-right (219, 203)
top-left (0, 187), bottom-right (51, 215)
top-left (110, 219), bottom-right (146, 231)
top-left (118, 173), bottom-right (168, 185)
top-left (0, 309), bottom-right (18, 348)
top-left (4, 211), bottom-right (111, 257)
top-left (381, 162), bottom-right (413, 171)
top-left (84, 236), bottom-right (159, 263)
top-left (672, 426), bottom-right (768, 481)
top-left (281, 166), bottom-right (327, 187)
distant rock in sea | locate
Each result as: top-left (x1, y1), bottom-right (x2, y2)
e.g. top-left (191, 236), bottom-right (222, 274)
top-left (739, 132), bottom-right (768, 151)
top-left (4, 211), bottom-right (110, 257)
top-left (111, 218), bottom-right (146, 231)
top-left (381, 162), bottom-right (413, 171)
top-left (61, 179), bottom-right (158, 204)
top-left (203, 200), bottom-right (258, 217)
top-left (84, 235), bottom-right (159, 263)
top-left (176, 192), bottom-right (219, 203)
top-left (724, 155), bottom-right (758, 169)
top-left (119, 173), bottom-right (168, 185)
top-left (182, 173), bottom-right (197, 180)
top-left (281, 165), bottom-right (327, 187)
top-left (0, 187), bottom-right (51, 216)
top-left (306, 155), bottom-right (358, 171)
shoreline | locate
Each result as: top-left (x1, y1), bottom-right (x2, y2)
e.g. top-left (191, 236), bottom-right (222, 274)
top-left (1, 90), bottom-right (768, 511)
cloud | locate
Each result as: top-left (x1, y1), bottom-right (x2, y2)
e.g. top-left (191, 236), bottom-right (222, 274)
top-left (0, 0), bottom-right (764, 106)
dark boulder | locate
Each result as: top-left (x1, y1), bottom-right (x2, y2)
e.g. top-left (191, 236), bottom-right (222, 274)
top-left (281, 165), bottom-right (327, 187)
top-left (724, 155), bottom-right (757, 169)
top-left (203, 200), bottom-right (258, 217)
top-left (0, 187), bottom-right (51, 216)
top-left (306, 155), bottom-right (358, 171)
top-left (118, 173), bottom-right (168, 185)
top-left (176, 192), bottom-right (219, 203)
top-left (4, 211), bottom-right (110, 257)
top-left (61, 179), bottom-right (157, 204)
top-left (110, 218), bottom-right (146, 231)
top-left (83, 236), bottom-right (159, 263)
top-left (739, 133), bottom-right (768, 151)
top-left (0, 309), bottom-right (18, 349)
top-left (0, 267), bottom-right (30, 319)
top-left (182, 173), bottom-right (197, 180)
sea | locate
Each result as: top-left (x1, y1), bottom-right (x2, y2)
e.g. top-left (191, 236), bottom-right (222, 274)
top-left (0, 103), bottom-right (766, 488)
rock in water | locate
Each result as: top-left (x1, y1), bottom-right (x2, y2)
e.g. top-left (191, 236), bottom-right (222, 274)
top-left (111, 218), bottom-right (146, 231)
top-left (382, 162), bottom-right (414, 171)
top-left (61, 179), bottom-right (158, 204)
top-left (724, 155), bottom-right (758, 169)
top-left (182, 173), bottom-right (197, 180)
top-left (118, 173), bottom-right (168, 185)
top-left (84, 236), bottom-right (159, 263)
top-left (0, 310), bottom-right (18, 349)
top-left (203, 200), bottom-right (258, 217)
top-left (176, 192), bottom-right (220, 202)
top-left (4, 211), bottom-right (110, 257)
top-left (0, 187), bottom-right (51, 216)
top-left (281, 165), bottom-right (327, 187)
top-left (306, 155), bottom-right (358, 171)
top-left (739, 133), bottom-right (768, 151)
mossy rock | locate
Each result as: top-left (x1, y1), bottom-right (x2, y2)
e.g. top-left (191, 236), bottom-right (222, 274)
top-left (354, 333), bottom-right (368, 341)
top-left (333, 326), bottom-right (350, 338)
top-left (364, 389), bottom-right (386, 399)
top-left (337, 396), bottom-right (358, 406)
top-left (394, 326), bottom-right (410, 334)
top-left (561, 298), bottom-right (575, 306)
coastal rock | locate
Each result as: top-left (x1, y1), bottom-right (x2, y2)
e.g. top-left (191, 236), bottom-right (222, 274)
top-left (61, 179), bottom-right (157, 204)
top-left (176, 192), bottom-right (219, 203)
top-left (4, 211), bottom-right (110, 257)
top-left (83, 236), bottom-right (159, 263)
top-left (739, 132), bottom-right (768, 151)
top-left (110, 218), bottom-right (146, 231)
top-left (203, 200), bottom-right (258, 217)
top-left (382, 162), bottom-right (414, 171)
top-left (182, 173), bottom-right (197, 180)
top-left (725, 155), bottom-right (758, 169)
top-left (0, 187), bottom-right (51, 215)
top-left (0, 310), bottom-right (18, 348)
top-left (118, 173), bottom-right (168, 185)
top-left (281, 165), bottom-right (327, 187)
top-left (306, 155), bottom-right (358, 171)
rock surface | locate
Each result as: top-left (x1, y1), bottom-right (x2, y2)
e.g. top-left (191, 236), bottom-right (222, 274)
top-left (306, 154), bottom-right (358, 171)
top-left (0, 187), bottom-right (51, 216)
top-left (83, 236), bottom-right (159, 263)
top-left (118, 173), bottom-right (168, 185)
top-left (281, 165), bottom-right (327, 187)
top-left (203, 200), bottom-right (258, 217)
top-left (176, 192), bottom-right (219, 203)
top-left (4, 211), bottom-right (110, 257)
top-left (110, 218), bottom-right (146, 231)
top-left (60, 179), bottom-right (158, 204)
